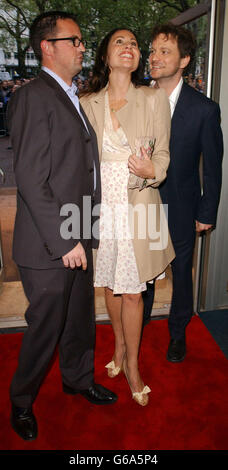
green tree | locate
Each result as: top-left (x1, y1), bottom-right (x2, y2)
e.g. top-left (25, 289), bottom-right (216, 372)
top-left (0, 0), bottom-right (200, 76)
top-left (0, 0), bottom-right (57, 76)
top-left (154, 0), bottom-right (200, 12)
top-left (0, 1), bottom-right (30, 77)
top-left (48, 0), bottom-right (199, 70)
top-left (0, 1), bottom-right (37, 76)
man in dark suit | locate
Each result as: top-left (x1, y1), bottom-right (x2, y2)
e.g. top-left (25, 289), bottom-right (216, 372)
top-left (7, 11), bottom-right (117, 442)
top-left (143, 23), bottom-right (223, 362)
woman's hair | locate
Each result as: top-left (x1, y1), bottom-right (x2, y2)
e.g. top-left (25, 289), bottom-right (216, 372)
top-left (82, 28), bottom-right (144, 95)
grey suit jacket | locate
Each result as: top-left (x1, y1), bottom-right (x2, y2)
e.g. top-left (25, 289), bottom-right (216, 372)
top-left (7, 70), bottom-right (101, 269)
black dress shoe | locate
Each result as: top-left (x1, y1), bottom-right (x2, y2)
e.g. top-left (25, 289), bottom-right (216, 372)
top-left (63, 382), bottom-right (118, 405)
top-left (11, 405), bottom-right (38, 441)
top-left (167, 338), bottom-right (186, 363)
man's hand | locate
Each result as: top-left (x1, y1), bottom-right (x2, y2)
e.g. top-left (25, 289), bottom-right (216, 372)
top-left (195, 221), bottom-right (213, 233)
top-left (62, 242), bottom-right (87, 270)
top-left (128, 146), bottom-right (155, 179)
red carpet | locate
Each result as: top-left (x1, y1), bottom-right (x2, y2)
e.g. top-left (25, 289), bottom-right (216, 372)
top-left (0, 316), bottom-right (228, 450)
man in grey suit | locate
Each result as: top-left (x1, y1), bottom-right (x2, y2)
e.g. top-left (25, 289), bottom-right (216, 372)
top-left (8, 11), bottom-right (117, 442)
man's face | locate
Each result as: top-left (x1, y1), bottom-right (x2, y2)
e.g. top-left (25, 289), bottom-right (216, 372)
top-left (2, 81), bottom-right (8, 90)
top-left (44, 18), bottom-right (85, 80)
top-left (149, 33), bottom-right (189, 81)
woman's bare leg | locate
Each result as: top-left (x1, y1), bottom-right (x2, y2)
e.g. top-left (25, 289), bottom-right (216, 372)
top-left (105, 287), bottom-right (126, 367)
top-left (121, 293), bottom-right (144, 392)
top-left (105, 288), bottom-right (146, 393)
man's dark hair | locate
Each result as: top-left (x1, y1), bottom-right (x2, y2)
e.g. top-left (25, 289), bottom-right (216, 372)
top-left (151, 22), bottom-right (196, 70)
top-left (30, 11), bottom-right (78, 63)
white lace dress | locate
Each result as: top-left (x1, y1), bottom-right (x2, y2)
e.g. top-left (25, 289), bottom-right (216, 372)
top-left (94, 92), bottom-right (146, 294)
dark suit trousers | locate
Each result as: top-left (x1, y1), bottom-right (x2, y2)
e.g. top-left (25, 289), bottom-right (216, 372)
top-left (168, 235), bottom-right (195, 340)
top-left (143, 235), bottom-right (195, 340)
top-left (142, 283), bottom-right (155, 320)
top-left (10, 248), bottom-right (95, 408)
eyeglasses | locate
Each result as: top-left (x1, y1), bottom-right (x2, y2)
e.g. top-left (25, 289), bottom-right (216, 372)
top-left (47, 36), bottom-right (86, 48)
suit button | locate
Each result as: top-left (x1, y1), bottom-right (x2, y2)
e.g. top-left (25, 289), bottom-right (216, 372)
top-left (44, 243), bottom-right (53, 256)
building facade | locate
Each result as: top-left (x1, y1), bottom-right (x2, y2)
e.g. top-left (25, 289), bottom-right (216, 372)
top-left (0, 47), bottom-right (39, 79)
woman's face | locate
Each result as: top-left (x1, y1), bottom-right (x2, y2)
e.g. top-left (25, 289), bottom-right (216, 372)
top-left (106, 30), bottom-right (140, 74)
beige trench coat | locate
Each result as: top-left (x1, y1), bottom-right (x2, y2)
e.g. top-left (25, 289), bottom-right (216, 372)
top-left (80, 83), bottom-right (175, 282)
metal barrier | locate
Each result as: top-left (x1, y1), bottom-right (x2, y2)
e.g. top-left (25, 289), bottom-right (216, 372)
top-left (0, 108), bottom-right (7, 137)
top-left (0, 168), bottom-right (5, 284)
top-left (0, 167), bottom-right (4, 182)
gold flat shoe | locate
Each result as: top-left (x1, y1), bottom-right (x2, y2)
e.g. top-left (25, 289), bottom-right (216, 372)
top-left (105, 360), bottom-right (122, 378)
top-left (123, 359), bottom-right (151, 406)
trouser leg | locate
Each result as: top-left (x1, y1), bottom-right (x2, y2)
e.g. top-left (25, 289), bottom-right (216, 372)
top-left (142, 283), bottom-right (155, 321)
top-left (10, 267), bottom-right (74, 408)
top-left (168, 236), bottom-right (195, 340)
top-left (59, 247), bottom-right (96, 390)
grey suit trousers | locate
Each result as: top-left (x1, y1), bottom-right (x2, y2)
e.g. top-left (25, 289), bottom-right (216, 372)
top-left (10, 247), bottom-right (95, 408)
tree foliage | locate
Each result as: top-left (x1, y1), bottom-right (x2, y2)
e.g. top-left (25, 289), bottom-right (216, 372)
top-left (0, 0), bottom-right (199, 76)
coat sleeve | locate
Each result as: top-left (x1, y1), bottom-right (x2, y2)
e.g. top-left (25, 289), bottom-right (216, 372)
top-left (196, 102), bottom-right (223, 225)
top-left (146, 87), bottom-right (171, 188)
top-left (7, 85), bottom-right (78, 260)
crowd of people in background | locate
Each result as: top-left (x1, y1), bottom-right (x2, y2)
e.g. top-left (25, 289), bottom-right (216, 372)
top-left (0, 70), bottom-right (205, 136)
top-left (186, 72), bottom-right (205, 92)
top-left (0, 78), bottom-right (32, 135)
top-left (0, 70), bottom-right (206, 100)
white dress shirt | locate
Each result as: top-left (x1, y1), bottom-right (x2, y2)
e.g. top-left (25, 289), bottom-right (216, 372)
top-left (150, 77), bottom-right (183, 117)
top-left (168, 77), bottom-right (183, 117)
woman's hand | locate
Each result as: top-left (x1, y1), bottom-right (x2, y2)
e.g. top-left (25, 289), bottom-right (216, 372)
top-left (128, 146), bottom-right (155, 179)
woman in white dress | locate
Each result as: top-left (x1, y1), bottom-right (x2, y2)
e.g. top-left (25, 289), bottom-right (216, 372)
top-left (80, 29), bottom-right (174, 406)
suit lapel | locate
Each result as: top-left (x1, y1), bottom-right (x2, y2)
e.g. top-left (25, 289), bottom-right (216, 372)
top-left (79, 101), bottom-right (96, 138)
top-left (79, 101), bottom-right (100, 182)
top-left (172, 83), bottom-right (187, 119)
top-left (171, 82), bottom-right (189, 143)
top-left (39, 70), bottom-right (89, 133)
top-left (115, 82), bottom-right (138, 152)
top-left (89, 88), bottom-right (106, 156)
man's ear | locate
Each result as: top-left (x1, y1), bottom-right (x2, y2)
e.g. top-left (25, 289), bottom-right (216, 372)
top-left (180, 55), bottom-right (190, 70)
top-left (40, 39), bottom-right (52, 58)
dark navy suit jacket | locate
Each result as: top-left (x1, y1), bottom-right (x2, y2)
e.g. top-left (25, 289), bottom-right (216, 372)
top-left (159, 82), bottom-right (223, 243)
